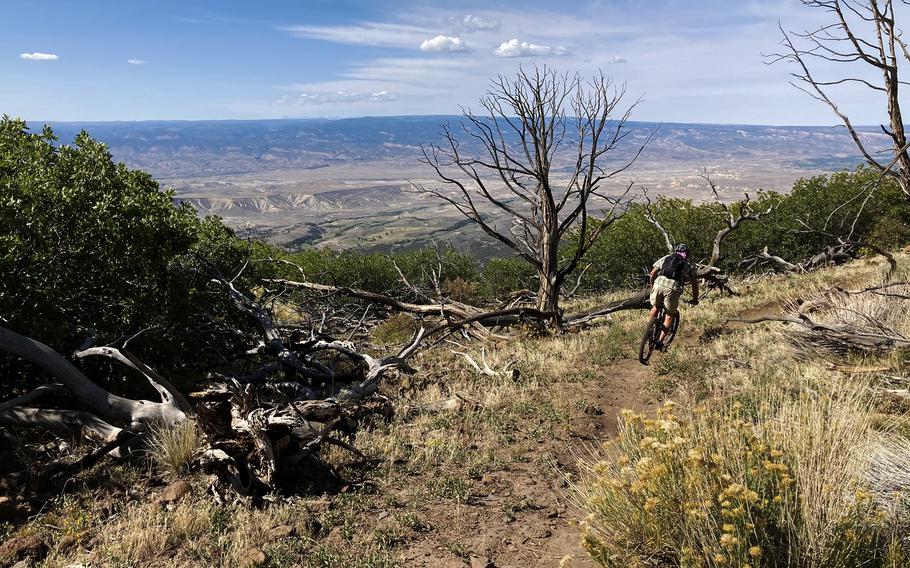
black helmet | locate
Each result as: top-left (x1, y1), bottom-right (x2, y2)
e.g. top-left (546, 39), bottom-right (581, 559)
top-left (674, 243), bottom-right (689, 254)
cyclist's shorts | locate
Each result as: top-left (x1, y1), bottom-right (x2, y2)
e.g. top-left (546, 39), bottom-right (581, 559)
top-left (650, 284), bottom-right (682, 314)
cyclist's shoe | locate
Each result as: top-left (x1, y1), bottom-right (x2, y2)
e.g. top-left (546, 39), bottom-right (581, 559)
top-left (655, 339), bottom-right (665, 351)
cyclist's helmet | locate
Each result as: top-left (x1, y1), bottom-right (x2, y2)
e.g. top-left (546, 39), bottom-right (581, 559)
top-left (674, 243), bottom-right (689, 257)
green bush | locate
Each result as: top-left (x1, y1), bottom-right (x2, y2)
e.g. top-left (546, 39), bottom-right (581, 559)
top-left (480, 257), bottom-right (537, 298)
top-left (0, 117), bottom-right (274, 390)
top-left (286, 246), bottom-right (481, 299)
top-left (0, 117), bottom-right (202, 346)
top-left (573, 167), bottom-right (910, 293)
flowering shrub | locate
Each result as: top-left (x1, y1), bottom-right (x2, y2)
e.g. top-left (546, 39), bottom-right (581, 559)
top-left (577, 401), bottom-right (906, 568)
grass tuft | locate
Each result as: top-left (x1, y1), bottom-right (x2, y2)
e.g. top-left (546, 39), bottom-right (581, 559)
top-left (146, 420), bottom-right (201, 477)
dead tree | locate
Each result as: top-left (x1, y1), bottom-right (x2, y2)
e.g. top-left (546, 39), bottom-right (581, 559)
top-left (729, 281), bottom-right (910, 356)
top-left (0, 327), bottom-right (189, 433)
top-left (769, 0), bottom-right (910, 199)
top-left (414, 67), bottom-right (651, 325)
top-left (0, 325), bottom-right (191, 474)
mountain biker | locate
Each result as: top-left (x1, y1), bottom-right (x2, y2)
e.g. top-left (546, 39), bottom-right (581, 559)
top-left (648, 243), bottom-right (699, 349)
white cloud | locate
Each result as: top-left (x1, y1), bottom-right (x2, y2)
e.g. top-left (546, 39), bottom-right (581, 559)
top-left (420, 35), bottom-right (467, 52)
top-left (340, 57), bottom-right (475, 88)
top-left (20, 52), bottom-right (58, 61)
top-left (493, 38), bottom-right (568, 58)
top-left (276, 90), bottom-right (397, 105)
top-left (280, 22), bottom-right (429, 48)
top-left (457, 14), bottom-right (500, 32)
top-left (608, 55), bottom-right (627, 64)
top-left (127, 58), bottom-right (146, 65)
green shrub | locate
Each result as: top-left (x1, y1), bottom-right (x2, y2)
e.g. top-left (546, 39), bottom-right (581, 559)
top-left (0, 117), bottom-right (202, 346)
top-left (286, 246), bottom-right (481, 299)
top-left (0, 118), bottom-right (282, 392)
top-left (573, 167), bottom-right (910, 294)
top-left (480, 257), bottom-right (536, 298)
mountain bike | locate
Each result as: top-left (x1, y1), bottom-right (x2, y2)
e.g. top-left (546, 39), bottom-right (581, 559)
top-left (638, 303), bottom-right (683, 365)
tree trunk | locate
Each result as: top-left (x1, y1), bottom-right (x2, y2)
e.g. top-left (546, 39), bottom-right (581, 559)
top-left (535, 199), bottom-right (562, 323)
top-left (536, 271), bottom-right (560, 318)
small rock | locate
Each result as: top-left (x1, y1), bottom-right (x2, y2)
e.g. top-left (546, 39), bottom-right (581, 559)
top-left (584, 405), bottom-right (605, 416)
top-left (238, 547), bottom-right (267, 567)
top-left (0, 535), bottom-right (48, 565)
top-left (470, 555), bottom-right (495, 568)
top-left (537, 529), bottom-right (552, 539)
top-left (11, 559), bottom-right (31, 568)
top-left (480, 474), bottom-right (496, 485)
top-left (377, 510), bottom-right (390, 520)
top-left (155, 480), bottom-right (192, 505)
top-left (267, 524), bottom-right (295, 539)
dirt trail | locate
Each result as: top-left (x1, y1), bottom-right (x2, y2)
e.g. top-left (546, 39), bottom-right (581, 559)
top-left (397, 356), bottom-right (655, 568)
top-left (396, 301), bottom-right (787, 567)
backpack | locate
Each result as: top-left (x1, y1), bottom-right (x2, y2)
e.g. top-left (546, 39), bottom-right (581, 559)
top-left (660, 253), bottom-right (688, 283)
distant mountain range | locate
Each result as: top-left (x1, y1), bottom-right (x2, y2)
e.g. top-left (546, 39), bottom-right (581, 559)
top-left (29, 117), bottom-right (884, 255)
top-left (36, 117), bottom-right (878, 179)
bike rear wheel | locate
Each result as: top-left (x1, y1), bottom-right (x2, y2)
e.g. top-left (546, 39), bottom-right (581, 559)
top-left (639, 312), bottom-right (662, 365)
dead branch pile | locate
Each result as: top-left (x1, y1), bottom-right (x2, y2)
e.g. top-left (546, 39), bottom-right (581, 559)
top-left (731, 281), bottom-right (910, 356)
top-left (0, 268), bottom-right (428, 497)
top-left (741, 239), bottom-right (897, 276)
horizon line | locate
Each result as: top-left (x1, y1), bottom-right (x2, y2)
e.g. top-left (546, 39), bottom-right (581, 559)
top-left (13, 114), bottom-right (871, 130)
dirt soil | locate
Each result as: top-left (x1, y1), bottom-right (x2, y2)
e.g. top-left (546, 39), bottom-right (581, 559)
top-left (394, 356), bottom-right (655, 568)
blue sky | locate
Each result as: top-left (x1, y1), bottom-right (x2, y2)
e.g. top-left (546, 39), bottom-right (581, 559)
top-left (0, 0), bottom-right (893, 124)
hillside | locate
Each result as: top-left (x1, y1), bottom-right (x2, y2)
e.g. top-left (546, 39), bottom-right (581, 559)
top-left (4, 253), bottom-right (905, 567)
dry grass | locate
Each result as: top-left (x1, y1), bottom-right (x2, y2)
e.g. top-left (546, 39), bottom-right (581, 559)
top-left (574, 254), bottom-right (910, 567)
top-left (576, 387), bottom-right (910, 568)
top-left (146, 421), bottom-right (202, 477)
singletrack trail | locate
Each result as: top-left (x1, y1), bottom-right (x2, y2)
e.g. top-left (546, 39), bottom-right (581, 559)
top-left (398, 355), bottom-right (654, 568)
top-left (396, 299), bottom-right (787, 567)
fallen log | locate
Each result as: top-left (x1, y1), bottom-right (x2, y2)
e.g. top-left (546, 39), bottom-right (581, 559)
top-left (264, 278), bottom-right (476, 320)
top-left (564, 292), bottom-right (650, 326)
top-left (0, 325), bottom-right (187, 429)
top-left (727, 313), bottom-right (910, 352)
